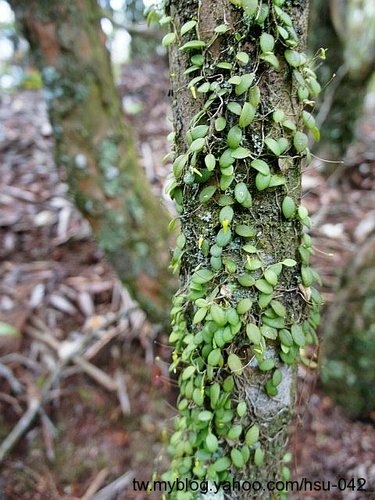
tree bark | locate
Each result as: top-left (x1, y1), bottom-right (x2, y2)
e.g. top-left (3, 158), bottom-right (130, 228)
top-left (9, 0), bottom-right (177, 326)
top-left (165, 0), bottom-right (320, 497)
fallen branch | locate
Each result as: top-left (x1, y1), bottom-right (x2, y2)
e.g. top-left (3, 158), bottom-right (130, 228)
top-left (91, 471), bottom-right (134, 500)
top-left (0, 362), bottom-right (63, 462)
top-left (81, 468), bottom-right (109, 500)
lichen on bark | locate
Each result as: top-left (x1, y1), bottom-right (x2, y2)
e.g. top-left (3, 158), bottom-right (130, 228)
top-left (163, 1), bottom-right (322, 497)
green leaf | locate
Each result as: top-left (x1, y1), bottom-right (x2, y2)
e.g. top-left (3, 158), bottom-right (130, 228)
top-left (301, 265), bottom-right (314, 286)
top-left (246, 324), bottom-right (261, 344)
top-left (219, 206), bottom-right (234, 224)
top-left (264, 137), bottom-right (281, 156)
top-left (190, 137), bottom-right (205, 152)
top-left (212, 456), bottom-right (231, 472)
top-left (227, 102), bottom-right (242, 116)
top-left (293, 131), bottom-right (308, 153)
top-left (190, 125), bottom-right (209, 139)
top-left (248, 85), bottom-right (261, 107)
top-left (254, 447), bottom-right (265, 466)
top-left (255, 172), bottom-right (271, 191)
top-left (237, 273), bottom-right (255, 287)
top-left (235, 224), bottom-right (255, 237)
top-left (207, 348), bottom-right (222, 366)
top-left (236, 51), bottom-right (250, 65)
top-left (197, 82), bottom-right (210, 93)
top-left (291, 324), bottom-right (306, 346)
top-left (180, 20), bottom-right (197, 36)
top-left (0, 321), bottom-right (20, 337)
top-left (264, 269), bottom-right (278, 286)
top-left (242, 244), bottom-right (257, 253)
top-left (272, 369), bottom-right (283, 386)
top-left (282, 258), bottom-right (297, 267)
top-left (192, 268), bottom-right (214, 284)
top-left (245, 257), bottom-right (262, 271)
top-left (270, 300), bottom-right (286, 318)
top-left (216, 228), bottom-right (232, 247)
top-left (231, 147), bottom-right (250, 159)
top-left (227, 126), bottom-right (243, 149)
top-left (220, 173), bottom-right (234, 190)
top-left (159, 15), bottom-right (172, 26)
top-left (182, 365), bottom-right (196, 380)
top-left (255, 279), bottom-right (273, 294)
top-left (282, 119), bottom-right (296, 131)
top-left (259, 53), bottom-right (280, 69)
top-left (162, 32), bottom-right (176, 47)
top-left (227, 424), bottom-right (242, 440)
top-left (251, 159), bottom-right (270, 175)
top-left (235, 73), bottom-right (255, 96)
top-left (205, 154), bottom-right (216, 171)
top-left (173, 154), bottom-right (188, 179)
top-left (234, 182), bottom-right (248, 204)
top-left (228, 353), bottom-right (243, 374)
top-left (191, 54), bottom-right (204, 66)
top-left (231, 448), bottom-right (245, 468)
top-left (237, 298), bottom-right (253, 315)
top-left (239, 102), bottom-right (256, 128)
top-left (198, 410), bottom-right (213, 421)
top-left (219, 149), bottom-right (236, 168)
top-left (273, 109), bottom-right (285, 123)
top-left (269, 175), bottom-right (286, 187)
top-left (211, 303), bottom-right (227, 326)
top-left (215, 116), bottom-right (227, 131)
top-left (199, 185), bottom-right (217, 203)
top-left (284, 49), bottom-right (304, 67)
top-left (215, 23), bottom-right (229, 34)
top-left (216, 61), bottom-right (233, 70)
top-left (180, 40), bottom-right (207, 51)
top-left (259, 359), bottom-right (275, 371)
top-left (282, 196), bottom-right (296, 219)
top-left (193, 307), bottom-right (208, 324)
top-left (242, 0), bottom-right (258, 17)
top-left (245, 424), bottom-right (259, 446)
top-left (279, 329), bottom-right (293, 347)
top-left (237, 401), bottom-right (247, 417)
top-left (206, 433), bottom-right (219, 452)
top-left (260, 33), bottom-right (275, 53)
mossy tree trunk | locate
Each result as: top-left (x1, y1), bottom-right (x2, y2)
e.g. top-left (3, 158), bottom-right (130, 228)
top-left (9, 0), bottom-right (177, 326)
top-left (165, 1), bottom-right (321, 497)
top-left (320, 234), bottom-right (375, 419)
top-left (309, 0), bottom-right (375, 162)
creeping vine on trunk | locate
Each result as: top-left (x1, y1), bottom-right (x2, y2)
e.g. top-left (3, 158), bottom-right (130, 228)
top-left (159, 0), bottom-right (323, 498)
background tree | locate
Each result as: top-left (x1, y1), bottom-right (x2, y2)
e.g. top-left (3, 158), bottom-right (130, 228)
top-left (309, 0), bottom-right (375, 162)
top-left (164, 0), bottom-right (322, 493)
top-left (9, 0), bottom-right (177, 326)
top-left (320, 234), bottom-right (375, 419)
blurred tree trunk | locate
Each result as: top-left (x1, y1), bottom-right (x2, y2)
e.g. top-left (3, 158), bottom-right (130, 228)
top-left (320, 233), bottom-right (375, 419)
top-left (165, 0), bottom-right (320, 492)
top-left (309, 0), bottom-right (375, 162)
top-left (9, 0), bottom-right (177, 326)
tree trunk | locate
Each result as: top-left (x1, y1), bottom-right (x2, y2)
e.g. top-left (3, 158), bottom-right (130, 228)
top-left (164, 0), bottom-right (321, 496)
top-left (309, 0), bottom-right (375, 163)
top-left (9, 0), bottom-right (177, 326)
top-left (320, 234), bottom-right (375, 419)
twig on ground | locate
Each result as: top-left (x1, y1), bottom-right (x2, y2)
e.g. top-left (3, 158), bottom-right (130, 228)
top-left (0, 362), bottom-right (63, 462)
top-left (91, 471), bottom-right (134, 500)
top-left (81, 468), bottom-right (109, 500)
top-left (0, 362), bottom-right (24, 394)
top-left (115, 369), bottom-right (131, 416)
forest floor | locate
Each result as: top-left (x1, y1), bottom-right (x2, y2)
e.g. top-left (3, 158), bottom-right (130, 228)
top-left (0, 56), bottom-right (375, 499)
